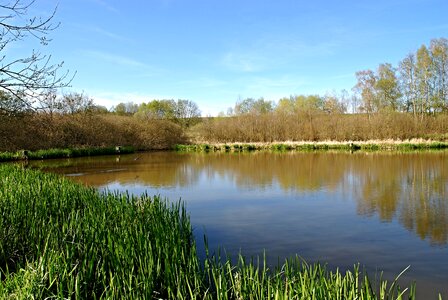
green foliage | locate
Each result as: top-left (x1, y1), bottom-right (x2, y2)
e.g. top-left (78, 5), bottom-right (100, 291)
top-left (234, 98), bottom-right (275, 115)
top-left (375, 63), bottom-right (402, 111)
top-left (113, 102), bottom-right (139, 115)
top-left (134, 99), bottom-right (201, 128)
top-left (355, 38), bottom-right (448, 115)
top-left (276, 95), bottom-right (325, 115)
top-left (136, 99), bottom-right (176, 120)
top-left (0, 146), bottom-right (135, 162)
top-left (203, 254), bottom-right (416, 300)
top-left (0, 165), bottom-right (200, 299)
top-left (174, 141), bottom-right (448, 153)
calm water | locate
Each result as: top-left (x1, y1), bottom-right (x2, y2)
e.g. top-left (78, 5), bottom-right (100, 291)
top-left (31, 151), bottom-right (448, 299)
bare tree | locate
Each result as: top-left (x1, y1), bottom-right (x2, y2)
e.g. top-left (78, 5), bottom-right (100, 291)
top-left (0, 0), bottom-right (73, 114)
top-left (59, 92), bottom-right (94, 114)
top-left (173, 99), bottom-right (201, 128)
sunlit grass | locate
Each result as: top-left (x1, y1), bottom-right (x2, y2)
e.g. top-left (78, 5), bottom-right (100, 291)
top-left (0, 165), bottom-right (430, 299)
top-left (175, 140), bottom-right (448, 153)
top-left (0, 146), bottom-right (134, 162)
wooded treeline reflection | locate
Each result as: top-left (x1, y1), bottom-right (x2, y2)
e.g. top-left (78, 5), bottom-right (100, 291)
top-left (38, 151), bottom-right (448, 245)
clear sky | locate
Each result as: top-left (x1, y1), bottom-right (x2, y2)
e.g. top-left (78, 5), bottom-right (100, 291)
top-left (16, 0), bottom-right (448, 115)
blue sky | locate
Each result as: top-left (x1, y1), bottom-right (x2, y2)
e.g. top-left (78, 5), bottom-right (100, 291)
top-left (16, 0), bottom-right (448, 115)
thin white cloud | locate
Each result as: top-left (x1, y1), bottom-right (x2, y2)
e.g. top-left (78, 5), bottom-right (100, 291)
top-left (220, 35), bottom-right (340, 73)
top-left (92, 27), bottom-right (129, 42)
top-left (221, 52), bottom-right (265, 73)
top-left (90, 0), bottom-right (119, 13)
top-left (81, 50), bottom-right (151, 69)
top-left (242, 75), bottom-right (309, 95)
top-left (69, 23), bottom-right (134, 44)
top-left (178, 77), bottom-right (228, 89)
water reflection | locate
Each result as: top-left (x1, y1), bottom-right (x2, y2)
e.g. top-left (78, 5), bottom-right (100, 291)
top-left (31, 151), bottom-right (448, 298)
top-left (352, 153), bottom-right (448, 245)
top-left (33, 151), bottom-right (448, 246)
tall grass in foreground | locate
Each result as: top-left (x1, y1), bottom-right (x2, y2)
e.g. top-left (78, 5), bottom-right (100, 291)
top-left (0, 165), bottom-right (423, 299)
top-left (0, 164), bottom-right (200, 299)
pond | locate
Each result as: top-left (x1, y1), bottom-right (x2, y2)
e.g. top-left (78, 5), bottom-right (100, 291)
top-left (30, 151), bottom-right (448, 299)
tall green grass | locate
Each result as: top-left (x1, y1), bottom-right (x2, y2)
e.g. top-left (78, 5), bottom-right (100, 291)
top-left (0, 165), bottom-right (425, 299)
top-left (0, 164), bottom-right (200, 299)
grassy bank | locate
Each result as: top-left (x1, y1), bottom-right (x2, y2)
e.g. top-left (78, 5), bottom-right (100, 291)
top-left (174, 140), bottom-right (448, 153)
top-left (0, 165), bottom-right (422, 299)
top-left (0, 146), bottom-right (135, 162)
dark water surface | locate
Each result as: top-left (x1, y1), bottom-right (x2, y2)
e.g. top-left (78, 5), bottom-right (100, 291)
top-left (31, 151), bottom-right (448, 299)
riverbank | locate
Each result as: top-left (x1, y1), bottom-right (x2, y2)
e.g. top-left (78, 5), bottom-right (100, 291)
top-left (175, 139), bottom-right (448, 152)
top-left (2, 139), bottom-right (446, 163)
top-left (0, 164), bottom-right (420, 299)
top-left (0, 146), bottom-right (134, 162)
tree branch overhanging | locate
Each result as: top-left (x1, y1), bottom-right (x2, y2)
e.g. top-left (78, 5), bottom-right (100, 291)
top-left (0, 0), bottom-right (74, 115)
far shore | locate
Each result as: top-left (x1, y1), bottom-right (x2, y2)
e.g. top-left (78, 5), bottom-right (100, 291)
top-left (1, 139), bottom-right (447, 163)
top-left (177, 139), bottom-right (448, 151)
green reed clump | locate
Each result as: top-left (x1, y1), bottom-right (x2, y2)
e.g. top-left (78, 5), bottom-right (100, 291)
top-left (0, 151), bottom-right (17, 162)
top-left (174, 144), bottom-right (215, 152)
top-left (174, 144), bottom-right (190, 151)
top-left (203, 252), bottom-right (418, 300)
top-left (0, 165), bottom-right (425, 299)
top-left (0, 146), bottom-right (135, 161)
top-left (232, 144), bottom-right (241, 151)
top-left (27, 148), bottom-right (73, 159)
top-left (271, 143), bottom-right (288, 151)
top-left (0, 164), bottom-right (202, 299)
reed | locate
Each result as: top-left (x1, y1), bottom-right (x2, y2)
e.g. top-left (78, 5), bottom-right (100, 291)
top-left (0, 165), bottom-right (427, 299)
top-left (0, 164), bottom-right (200, 299)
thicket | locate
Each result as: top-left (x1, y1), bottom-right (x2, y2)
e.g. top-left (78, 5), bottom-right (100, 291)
top-left (193, 112), bottom-right (448, 143)
top-left (0, 113), bottom-right (186, 152)
top-left (0, 165), bottom-right (419, 299)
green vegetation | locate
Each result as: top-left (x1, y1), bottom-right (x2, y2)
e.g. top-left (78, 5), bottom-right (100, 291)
top-left (0, 164), bottom-right (198, 299)
top-left (0, 146), bottom-right (134, 162)
top-left (174, 141), bottom-right (448, 153)
top-left (0, 165), bottom-right (424, 299)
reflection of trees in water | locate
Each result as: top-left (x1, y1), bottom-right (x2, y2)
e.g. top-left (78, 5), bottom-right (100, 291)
top-left (37, 151), bottom-right (448, 245)
top-left (353, 153), bottom-right (448, 245)
top-left (36, 153), bottom-right (199, 188)
top-left (187, 152), bottom-right (348, 192)
top-left (192, 152), bottom-right (448, 245)
top-left (399, 157), bottom-right (448, 245)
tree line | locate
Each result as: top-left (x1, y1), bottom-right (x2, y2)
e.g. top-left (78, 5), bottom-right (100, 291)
top-left (354, 38), bottom-right (448, 117)
top-left (213, 38), bottom-right (447, 119)
top-left (1, 1), bottom-right (448, 149)
top-left (113, 99), bottom-right (201, 128)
